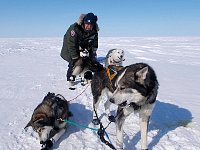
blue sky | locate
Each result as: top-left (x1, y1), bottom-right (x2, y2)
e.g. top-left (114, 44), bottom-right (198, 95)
top-left (0, 0), bottom-right (200, 37)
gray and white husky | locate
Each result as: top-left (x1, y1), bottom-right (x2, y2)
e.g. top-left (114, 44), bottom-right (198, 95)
top-left (24, 92), bottom-right (72, 150)
top-left (104, 48), bottom-right (125, 67)
top-left (91, 63), bottom-right (159, 150)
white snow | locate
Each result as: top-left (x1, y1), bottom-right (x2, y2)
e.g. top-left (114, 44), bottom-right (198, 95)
top-left (0, 37), bottom-right (200, 150)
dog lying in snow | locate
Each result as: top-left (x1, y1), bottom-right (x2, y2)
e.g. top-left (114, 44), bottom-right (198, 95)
top-left (24, 92), bottom-right (72, 150)
top-left (91, 63), bottom-right (159, 150)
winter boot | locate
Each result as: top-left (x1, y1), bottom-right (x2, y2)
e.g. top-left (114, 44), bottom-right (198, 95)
top-left (67, 76), bottom-right (76, 90)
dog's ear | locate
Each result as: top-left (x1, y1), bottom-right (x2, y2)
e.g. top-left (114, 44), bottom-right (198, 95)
top-left (33, 114), bottom-right (53, 126)
top-left (24, 120), bottom-right (32, 129)
top-left (136, 67), bottom-right (148, 83)
top-left (34, 118), bottom-right (47, 126)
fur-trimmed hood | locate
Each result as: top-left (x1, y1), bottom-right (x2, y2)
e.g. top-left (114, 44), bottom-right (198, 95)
top-left (77, 14), bottom-right (99, 31)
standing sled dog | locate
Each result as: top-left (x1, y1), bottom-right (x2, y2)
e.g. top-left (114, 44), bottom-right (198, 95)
top-left (91, 63), bottom-right (159, 150)
top-left (24, 92), bottom-right (72, 150)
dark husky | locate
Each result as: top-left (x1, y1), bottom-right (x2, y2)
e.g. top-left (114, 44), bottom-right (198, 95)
top-left (91, 63), bottom-right (159, 150)
top-left (25, 92), bottom-right (72, 150)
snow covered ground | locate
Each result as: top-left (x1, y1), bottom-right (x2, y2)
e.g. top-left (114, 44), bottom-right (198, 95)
top-left (0, 37), bottom-right (200, 150)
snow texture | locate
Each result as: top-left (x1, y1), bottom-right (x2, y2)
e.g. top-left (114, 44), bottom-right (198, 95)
top-left (0, 37), bottom-right (200, 150)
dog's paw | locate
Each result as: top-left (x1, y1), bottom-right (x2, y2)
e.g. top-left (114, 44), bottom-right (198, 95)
top-left (46, 140), bottom-right (53, 148)
top-left (108, 115), bottom-right (115, 122)
top-left (92, 119), bottom-right (100, 125)
top-left (41, 140), bottom-right (53, 150)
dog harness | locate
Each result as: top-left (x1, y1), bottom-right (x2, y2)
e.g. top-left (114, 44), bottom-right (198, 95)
top-left (106, 66), bottom-right (124, 81)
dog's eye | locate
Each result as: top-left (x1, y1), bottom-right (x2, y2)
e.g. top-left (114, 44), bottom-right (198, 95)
top-left (37, 128), bottom-right (44, 133)
top-left (119, 101), bottom-right (127, 107)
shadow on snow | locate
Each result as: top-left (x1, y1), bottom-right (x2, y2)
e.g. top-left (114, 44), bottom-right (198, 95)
top-left (52, 100), bottom-right (192, 149)
top-left (53, 102), bottom-right (94, 149)
top-left (123, 100), bottom-right (193, 150)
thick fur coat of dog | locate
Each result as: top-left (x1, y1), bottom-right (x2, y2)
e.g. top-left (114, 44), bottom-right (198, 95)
top-left (25, 92), bottom-right (71, 149)
top-left (91, 63), bottom-right (159, 150)
top-left (104, 49), bottom-right (125, 67)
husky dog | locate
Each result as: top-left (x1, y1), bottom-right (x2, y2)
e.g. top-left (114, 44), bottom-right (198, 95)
top-left (105, 49), bottom-right (125, 67)
top-left (91, 63), bottom-right (159, 150)
top-left (25, 92), bottom-right (72, 150)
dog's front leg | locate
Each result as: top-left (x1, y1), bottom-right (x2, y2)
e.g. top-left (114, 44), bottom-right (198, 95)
top-left (104, 99), bottom-right (117, 122)
top-left (42, 128), bottom-right (66, 150)
top-left (139, 116), bottom-right (149, 150)
top-left (51, 128), bottom-right (66, 144)
top-left (139, 104), bottom-right (154, 150)
top-left (104, 99), bottom-right (112, 116)
top-left (116, 108), bottom-right (126, 149)
top-left (92, 94), bottom-right (102, 125)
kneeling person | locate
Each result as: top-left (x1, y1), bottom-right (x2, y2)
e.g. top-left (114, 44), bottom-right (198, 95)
top-left (60, 12), bottom-right (101, 90)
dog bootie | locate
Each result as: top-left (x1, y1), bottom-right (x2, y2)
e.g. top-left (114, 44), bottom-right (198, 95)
top-left (67, 76), bottom-right (76, 90)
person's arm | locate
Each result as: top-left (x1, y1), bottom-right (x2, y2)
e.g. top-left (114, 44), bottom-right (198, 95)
top-left (91, 32), bottom-right (98, 58)
top-left (66, 26), bottom-right (80, 60)
top-left (92, 32), bottom-right (98, 49)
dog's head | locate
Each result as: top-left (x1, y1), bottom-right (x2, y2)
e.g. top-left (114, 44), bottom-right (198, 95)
top-left (108, 49), bottom-right (124, 66)
top-left (110, 63), bottom-right (158, 108)
top-left (80, 49), bottom-right (89, 57)
top-left (25, 113), bottom-right (55, 144)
